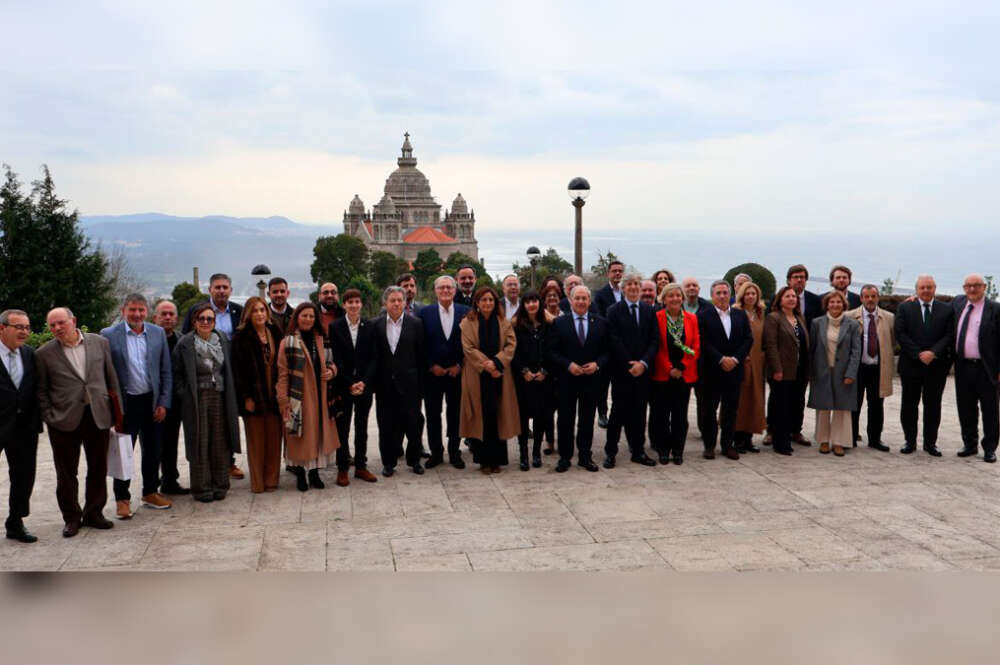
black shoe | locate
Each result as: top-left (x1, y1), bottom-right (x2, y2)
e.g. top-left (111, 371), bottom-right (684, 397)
top-left (213, 492), bottom-right (227, 501)
top-left (195, 495), bottom-right (214, 503)
top-left (425, 455), bottom-right (444, 469)
top-left (543, 447), bottom-right (554, 455)
top-left (579, 461), bottom-right (600, 472)
top-left (81, 515), bottom-right (114, 529)
top-left (631, 455), bottom-right (657, 467)
top-left (382, 466), bottom-right (395, 477)
top-left (450, 456), bottom-right (466, 470)
top-left (775, 448), bottom-right (793, 456)
top-left (5, 524), bottom-right (37, 543)
top-left (555, 460), bottom-right (570, 473)
top-left (532, 454), bottom-right (542, 468)
top-left (703, 449), bottom-right (716, 460)
top-left (900, 444), bottom-right (916, 454)
top-left (603, 456), bottom-right (616, 469)
top-left (597, 414), bottom-right (609, 429)
top-left (924, 446), bottom-right (942, 457)
top-left (985, 452), bottom-right (997, 463)
top-left (744, 444), bottom-right (760, 453)
top-left (412, 463), bottom-right (425, 475)
top-left (307, 469), bottom-right (325, 489)
top-left (519, 444), bottom-right (530, 471)
top-left (62, 522), bottom-right (80, 538)
top-left (672, 455), bottom-right (684, 465)
top-left (161, 483), bottom-right (191, 496)
top-left (957, 447), bottom-right (978, 458)
top-left (658, 455), bottom-right (670, 465)
top-left (868, 442), bottom-right (891, 452)
top-left (293, 467), bottom-right (309, 491)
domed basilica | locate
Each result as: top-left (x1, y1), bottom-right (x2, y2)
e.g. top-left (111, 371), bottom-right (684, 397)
top-left (342, 133), bottom-right (479, 261)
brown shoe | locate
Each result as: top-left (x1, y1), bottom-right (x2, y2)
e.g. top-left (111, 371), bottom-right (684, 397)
top-left (230, 465), bottom-right (245, 479)
top-left (833, 445), bottom-right (845, 457)
top-left (142, 493), bottom-right (172, 510)
top-left (354, 468), bottom-right (378, 483)
top-left (819, 442), bottom-right (831, 454)
top-left (724, 448), bottom-right (740, 461)
top-left (336, 471), bottom-right (350, 487)
top-left (116, 500), bottom-right (133, 520)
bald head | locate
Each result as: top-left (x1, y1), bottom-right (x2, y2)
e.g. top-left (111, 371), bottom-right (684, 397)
top-left (319, 282), bottom-right (339, 307)
top-left (962, 273), bottom-right (987, 303)
top-left (46, 307), bottom-right (78, 344)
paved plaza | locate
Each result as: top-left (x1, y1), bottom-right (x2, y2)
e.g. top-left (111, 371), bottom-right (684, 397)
top-left (2, 377), bottom-right (999, 572)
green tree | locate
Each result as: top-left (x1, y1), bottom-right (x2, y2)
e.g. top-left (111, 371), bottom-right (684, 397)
top-left (880, 278), bottom-right (895, 295)
top-left (0, 165), bottom-right (114, 330)
top-left (171, 281), bottom-right (207, 314)
top-left (412, 248), bottom-right (443, 287)
top-left (443, 251), bottom-right (487, 277)
top-left (369, 250), bottom-right (410, 289)
top-left (346, 274), bottom-right (381, 317)
top-left (985, 275), bottom-right (998, 301)
top-left (723, 263), bottom-right (777, 302)
top-left (512, 247), bottom-right (573, 289)
top-left (310, 234), bottom-right (370, 288)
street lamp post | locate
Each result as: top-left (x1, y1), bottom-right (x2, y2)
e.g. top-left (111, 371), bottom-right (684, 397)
top-left (526, 246), bottom-right (541, 289)
top-left (567, 177), bottom-right (590, 276)
top-left (251, 264), bottom-right (271, 299)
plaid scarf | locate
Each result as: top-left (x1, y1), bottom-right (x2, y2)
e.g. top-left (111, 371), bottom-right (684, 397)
top-left (283, 334), bottom-right (306, 436)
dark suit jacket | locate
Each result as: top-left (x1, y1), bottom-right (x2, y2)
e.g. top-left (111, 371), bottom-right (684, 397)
top-left (593, 283), bottom-right (622, 317)
top-left (952, 295), bottom-right (1000, 384)
top-left (548, 311), bottom-right (611, 388)
top-left (697, 307), bottom-right (754, 385)
top-left (418, 303), bottom-right (469, 369)
top-left (801, 290), bottom-right (823, 326)
top-left (373, 314), bottom-right (425, 408)
top-left (269, 305), bottom-right (294, 334)
top-left (180, 301), bottom-right (244, 337)
top-left (895, 299), bottom-right (954, 379)
top-left (0, 345), bottom-right (42, 440)
top-left (605, 300), bottom-right (658, 379)
top-left (455, 291), bottom-right (475, 308)
top-left (329, 316), bottom-right (378, 397)
top-left (101, 321), bottom-right (173, 409)
top-left (684, 297), bottom-right (713, 316)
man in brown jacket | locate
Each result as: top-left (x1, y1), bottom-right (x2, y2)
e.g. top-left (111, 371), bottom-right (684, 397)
top-left (846, 285), bottom-right (896, 451)
top-left (36, 307), bottom-right (121, 537)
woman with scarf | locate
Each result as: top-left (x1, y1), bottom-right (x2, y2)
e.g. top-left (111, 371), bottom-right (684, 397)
top-left (460, 286), bottom-right (520, 474)
top-left (276, 302), bottom-right (340, 490)
top-left (807, 291), bottom-right (862, 457)
top-left (172, 302), bottom-right (241, 502)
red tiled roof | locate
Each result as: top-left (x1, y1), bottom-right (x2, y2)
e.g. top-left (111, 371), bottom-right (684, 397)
top-left (403, 226), bottom-right (457, 244)
top-left (364, 221), bottom-right (373, 237)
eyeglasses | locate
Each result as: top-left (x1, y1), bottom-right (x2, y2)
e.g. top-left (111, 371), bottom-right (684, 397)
top-left (3, 324), bottom-right (30, 332)
top-left (195, 316), bottom-right (216, 323)
top-left (963, 283), bottom-right (985, 289)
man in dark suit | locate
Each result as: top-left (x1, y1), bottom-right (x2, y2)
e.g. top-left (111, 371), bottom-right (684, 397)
top-left (785, 264), bottom-right (821, 445)
top-left (419, 275), bottom-right (469, 470)
top-left (826, 265), bottom-right (862, 310)
top-left (895, 275), bottom-right (954, 456)
top-left (0, 310), bottom-right (42, 543)
top-left (697, 280), bottom-right (753, 460)
top-left (329, 288), bottom-right (379, 485)
top-left (549, 286), bottom-right (611, 472)
top-left (952, 274), bottom-right (1000, 463)
top-left (559, 274), bottom-right (598, 315)
top-left (604, 274), bottom-right (658, 467)
top-left (455, 265), bottom-right (478, 308)
top-left (152, 300), bottom-right (188, 494)
top-left (102, 294), bottom-right (174, 518)
top-left (373, 285), bottom-right (426, 476)
top-left (267, 277), bottom-right (293, 333)
top-left (396, 273), bottom-right (424, 317)
top-left (593, 260), bottom-right (625, 428)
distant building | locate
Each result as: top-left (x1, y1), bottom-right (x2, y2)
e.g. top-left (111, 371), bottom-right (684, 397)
top-left (343, 133), bottom-right (479, 261)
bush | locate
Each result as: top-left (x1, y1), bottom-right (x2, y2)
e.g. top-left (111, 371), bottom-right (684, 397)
top-left (26, 325), bottom-right (89, 348)
top-left (724, 263), bottom-right (777, 302)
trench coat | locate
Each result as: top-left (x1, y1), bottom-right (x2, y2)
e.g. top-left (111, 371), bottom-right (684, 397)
top-left (734, 312), bottom-right (767, 433)
top-left (845, 306), bottom-right (896, 398)
top-left (172, 332), bottom-right (241, 459)
top-left (459, 315), bottom-right (521, 440)
top-left (807, 316), bottom-right (862, 411)
top-left (275, 333), bottom-right (340, 465)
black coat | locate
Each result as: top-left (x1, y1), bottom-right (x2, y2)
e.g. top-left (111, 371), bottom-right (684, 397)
top-left (172, 332), bottom-right (241, 457)
top-left (606, 300), bottom-right (658, 379)
top-left (697, 306), bottom-right (754, 385)
top-left (800, 290), bottom-right (824, 326)
top-left (512, 320), bottom-right (551, 374)
top-left (895, 299), bottom-right (954, 379)
top-left (593, 283), bottom-right (621, 317)
top-left (180, 301), bottom-right (244, 337)
top-left (373, 314), bottom-right (425, 408)
top-left (952, 295), bottom-right (1000, 384)
top-left (455, 291), bottom-right (475, 308)
top-left (548, 312), bottom-right (611, 387)
top-left (231, 322), bottom-right (284, 416)
top-left (0, 345), bottom-right (42, 440)
top-left (329, 316), bottom-right (378, 397)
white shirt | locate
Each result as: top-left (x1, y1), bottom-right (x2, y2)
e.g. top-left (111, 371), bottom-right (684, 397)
top-left (438, 303), bottom-right (455, 340)
top-left (715, 306), bottom-right (732, 339)
top-left (347, 316), bottom-right (361, 348)
top-left (610, 283), bottom-right (622, 303)
top-left (1, 340), bottom-right (23, 388)
top-left (505, 299), bottom-right (519, 321)
top-left (861, 308), bottom-right (880, 366)
top-left (386, 314), bottom-right (404, 354)
top-left (61, 330), bottom-right (87, 380)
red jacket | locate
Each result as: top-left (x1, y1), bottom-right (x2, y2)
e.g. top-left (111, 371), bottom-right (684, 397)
top-left (652, 310), bottom-right (700, 384)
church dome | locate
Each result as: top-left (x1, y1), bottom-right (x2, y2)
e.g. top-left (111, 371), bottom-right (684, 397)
top-left (374, 192), bottom-right (396, 214)
top-left (348, 194), bottom-right (365, 215)
top-left (450, 193), bottom-right (468, 215)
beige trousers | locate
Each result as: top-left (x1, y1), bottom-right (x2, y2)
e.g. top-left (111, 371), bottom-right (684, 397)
top-left (814, 409), bottom-right (852, 448)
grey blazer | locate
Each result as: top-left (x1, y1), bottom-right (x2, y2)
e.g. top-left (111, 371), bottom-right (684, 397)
top-left (35, 333), bottom-right (122, 432)
top-left (807, 316), bottom-right (862, 412)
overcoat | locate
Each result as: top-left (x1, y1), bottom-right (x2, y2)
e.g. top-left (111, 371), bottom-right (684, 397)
top-left (459, 315), bottom-right (521, 440)
top-left (807, 316), bottom-right (862, 411)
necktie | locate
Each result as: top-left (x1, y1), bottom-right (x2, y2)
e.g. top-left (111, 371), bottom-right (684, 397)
top-left (867, 314), bottom-right (878, 359)
top-left (923, 302), bottom-right (931, 325)
top-left (577, 316), bottom-right (586, 345)
top-left (956, 303), bottom-right (974, 359)
top-left (7, 350), bottom-right (21, 388)
top-left (630, 303), bottom-right (638, 325)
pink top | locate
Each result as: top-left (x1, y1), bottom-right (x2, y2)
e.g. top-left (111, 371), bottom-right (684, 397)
top-left (957, 298), bottom-right (985, 359)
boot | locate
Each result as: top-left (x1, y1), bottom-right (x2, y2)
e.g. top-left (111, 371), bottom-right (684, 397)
top-left (308, 468), bottom-right (325, 489)
top-left (293, 466), bottom-right (308, 492)
top-left (532, 440), bottom-right (542, 468)
top-left (519, 439), bottom-right (530, 471)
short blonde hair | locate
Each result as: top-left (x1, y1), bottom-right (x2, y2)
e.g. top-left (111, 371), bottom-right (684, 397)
top-left (658, 282), bottom-right (683, 303)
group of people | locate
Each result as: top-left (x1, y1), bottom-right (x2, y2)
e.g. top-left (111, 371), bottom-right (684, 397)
top-left (1, 262), bottom-right (997, 545)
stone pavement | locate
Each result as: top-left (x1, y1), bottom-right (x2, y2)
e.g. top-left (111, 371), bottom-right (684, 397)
top-left (2, 377), bottom-right (999, 571)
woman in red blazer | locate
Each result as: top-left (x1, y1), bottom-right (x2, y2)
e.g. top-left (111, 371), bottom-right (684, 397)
top-left (650, 283), bottom-right (701, 464)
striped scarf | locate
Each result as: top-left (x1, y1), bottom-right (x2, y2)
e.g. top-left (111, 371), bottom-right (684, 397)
top-left (283, 334), bottom-right (306, 436)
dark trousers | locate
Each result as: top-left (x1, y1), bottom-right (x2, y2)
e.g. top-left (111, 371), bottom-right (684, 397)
top-left (649, 379), bottom-right (691, 457)
top-left (423, 374), bottom-right (461, 460)
top-left (606, 374), bottom-right (650, 458)
top-left (694, 381), bottom-right (708, 437)
top-left (516, 377), bottom-right (551, 451)
top-left (852, 363), bottom-right (884, 446)
top-left (114, 392), bottom-right (162, 500)
top-left (557, 380), bottom-right (598, 464)
top-left (48, 407), bottom-right (109, 525)
top-left (768, 379), bottom-right (798, 454)
top-left (160, 405), bottom-right (182, 488)
top-left (900, 372), bottom-right (948, 448)
top-left (375, 392), bottom-right (424, 469)
top-left (700, 378), bottom-right (741, 452)
top-left (597, 370), bottom-right (610, 418)
top-left (791, 375), bottom-right (808, 436)
top-left (1, 423), bottom-right (38, 528)
top-left (335, 393), bottom-right (373, 471)
top-left (954, 360), bottom-right (1000, 454)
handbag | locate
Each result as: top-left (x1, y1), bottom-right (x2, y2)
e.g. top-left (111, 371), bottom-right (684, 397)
top-left (106, 430), bottom-right (134, 481)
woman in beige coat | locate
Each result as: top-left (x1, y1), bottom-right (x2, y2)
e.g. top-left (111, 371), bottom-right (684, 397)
top-left (733, 282), bottom-right (767, 453)
top-left (460, 286), bottom-right (520, 474)
top-left (276, 303), bottom-right (340, 491)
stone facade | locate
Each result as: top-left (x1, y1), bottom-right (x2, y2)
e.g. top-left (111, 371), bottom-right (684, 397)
top-left (343, 133), bottom-right (479, 262)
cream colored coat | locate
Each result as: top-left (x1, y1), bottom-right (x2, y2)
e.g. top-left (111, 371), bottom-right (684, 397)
top-left (846, 306), bottom-right (896, 398)
top-left (459, 315), bottom-right (521, 440)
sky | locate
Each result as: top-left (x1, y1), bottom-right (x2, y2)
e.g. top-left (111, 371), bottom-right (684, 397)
top-left (2, 1), bottom-right (1000, 237)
